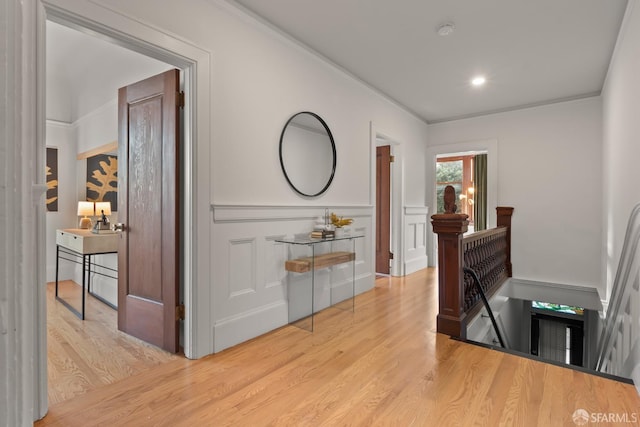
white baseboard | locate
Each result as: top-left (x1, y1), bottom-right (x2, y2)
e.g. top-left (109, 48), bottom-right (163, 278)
top-left (405, 255), bottom-right (428, 275)
top-left (213, 301), bottom-right (288, 353)
top-left (46, 263), bottom-right (75, 283)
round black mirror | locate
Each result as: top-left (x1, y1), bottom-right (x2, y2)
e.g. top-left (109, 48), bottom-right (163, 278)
top-left (279, 112), bottom-right (336, 197)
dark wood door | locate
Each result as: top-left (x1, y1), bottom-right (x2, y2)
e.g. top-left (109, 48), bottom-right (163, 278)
top-left (117, 69), bottom-right (181, 353)
top-left (376, 145), bottom-right (391, 274)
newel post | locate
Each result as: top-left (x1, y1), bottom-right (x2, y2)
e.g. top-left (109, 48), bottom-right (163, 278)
top-left (496, 206), bottom-right (514, 277)
top-left (431, 213), bottom-right (469, 339)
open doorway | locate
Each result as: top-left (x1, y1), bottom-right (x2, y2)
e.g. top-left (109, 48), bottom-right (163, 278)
top-left (34, 3), bottom-right (209, 417)
top-left (435, 153), bottom-right (488, 234)
top-left (44, 20), bottom-right (180, 405)
top-left (374, 130), bottom-right (404, 277)
top-left (426, 139), bottom-right (498, 266)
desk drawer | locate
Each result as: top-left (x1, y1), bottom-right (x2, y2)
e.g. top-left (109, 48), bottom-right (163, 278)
top-left (56, 229), bottom-right (118, 254)
top-left (57, 230), bottom-right (84, 253)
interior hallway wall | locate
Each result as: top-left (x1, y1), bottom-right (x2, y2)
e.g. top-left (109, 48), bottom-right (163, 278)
top-left (428, 97), bottom-right (603, 292)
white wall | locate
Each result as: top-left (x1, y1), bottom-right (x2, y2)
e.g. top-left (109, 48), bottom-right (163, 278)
top-left (601, 0), bottom-right (640, 390)
top-left (602, 0), bottom-right (640, 300)
top-left (195, 1), bottom-right (428, 351)
top-left (428, 97), bottom-right (603, 292)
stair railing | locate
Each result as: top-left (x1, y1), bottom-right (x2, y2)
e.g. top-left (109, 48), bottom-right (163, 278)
top-left (595, 203), bottom-right (640, 379)
top-left (430, 202), bottom-right (514, 339)
top-left (463, 267), bottom-right (506, 348)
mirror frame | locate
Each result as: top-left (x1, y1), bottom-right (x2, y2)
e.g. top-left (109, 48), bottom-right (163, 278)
top-left (279, 111), bottom-right (337, 197)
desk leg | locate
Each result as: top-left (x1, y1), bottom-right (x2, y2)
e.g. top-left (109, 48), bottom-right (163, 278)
top-left (351, 238), bottom-right (356, 312)
top-left (88, 255), bottom-right (92, 293)
top-left (55, 245), bottom-right (60, 297)
top-left (311, 244), bottom-right (315, 332)
top-left (81, 255), bottom-right (86, 320)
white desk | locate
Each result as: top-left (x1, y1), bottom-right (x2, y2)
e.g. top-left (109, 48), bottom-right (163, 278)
top-left (55, 229), bottom-right (118, 319)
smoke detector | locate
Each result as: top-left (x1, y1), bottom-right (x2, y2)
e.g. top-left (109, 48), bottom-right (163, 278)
top-left (437, 23), bottom-right (455, 36)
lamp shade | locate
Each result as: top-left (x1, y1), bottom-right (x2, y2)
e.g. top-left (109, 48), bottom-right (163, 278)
top-left (77, 201), bottom-right (94, 217)
top-left (77, 201), bottom-right (94, 229)
top-left (95, 201), bottom-right (112, 216)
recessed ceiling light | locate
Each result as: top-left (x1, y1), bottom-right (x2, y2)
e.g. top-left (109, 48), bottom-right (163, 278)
top-left (436, 23), bottom-right (455, 36)
top-left (471, 76), bottom-right (486, 87)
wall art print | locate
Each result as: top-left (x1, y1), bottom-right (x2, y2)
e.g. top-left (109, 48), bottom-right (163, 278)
top-left (86, 154), bottom-right (118, 211)
top-left (46, 147), bottom-right (58, 212)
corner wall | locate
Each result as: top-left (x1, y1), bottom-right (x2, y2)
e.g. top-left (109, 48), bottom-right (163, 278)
top-left (602, 0), bottom-right (640, 300)
top-left (601, 0), bottom-right (640, 389)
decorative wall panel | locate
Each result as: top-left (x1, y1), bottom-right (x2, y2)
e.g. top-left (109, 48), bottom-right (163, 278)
top-left (86, 153), bottom-right (118, 211)
top-left (228, 238), bottom-right (257, 298)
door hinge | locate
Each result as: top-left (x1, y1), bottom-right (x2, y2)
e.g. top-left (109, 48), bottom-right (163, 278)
top-left (390, 155), bottom-right (395, 163)
top-left (176, 304), bottom-right (185, 321)
top-left (389, 252), bottom-right (394, 260)
top-left (177, 91), bottom-right (185, 108)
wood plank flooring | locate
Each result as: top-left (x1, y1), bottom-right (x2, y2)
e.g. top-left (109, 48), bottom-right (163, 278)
top-left (46, 281), bottom-right (180, 405)
top-left (38, 270), bottom-right (640, 426)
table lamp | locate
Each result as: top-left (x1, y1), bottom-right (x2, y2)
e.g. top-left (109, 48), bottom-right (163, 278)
top-left (77, 201), bottom-right (94, 229)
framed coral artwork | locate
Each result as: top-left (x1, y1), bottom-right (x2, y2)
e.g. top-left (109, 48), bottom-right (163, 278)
top-left (86, 154), bottom-right (118, 211)
top-left (46, 147), bottom-right (58, 212)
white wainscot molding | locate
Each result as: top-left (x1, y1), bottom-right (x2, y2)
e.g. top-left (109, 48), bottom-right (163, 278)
top-left (211, 204), bottom-right (374, 352)
top-left (403, 206), bottom-right (429, 275)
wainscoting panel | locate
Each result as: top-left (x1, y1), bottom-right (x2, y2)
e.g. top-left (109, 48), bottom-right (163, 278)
top-left (264, 235), bottom-right (287, 289)
top-left (211, 204), bottom-right (374, 352)
top-left (404, 206), bottom-right (429, 275)
top-left (228, 238), bottom-right (257, 298)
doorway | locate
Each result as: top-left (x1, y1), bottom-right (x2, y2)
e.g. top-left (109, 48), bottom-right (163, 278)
top-left (435, 153), bottom-right (486, 233)
top-left (34, 2), bottom-right (211, 417)
top-left (376, 145), bottom-right (391, 275)
top-left (426, 140), bottom-right (498, 266)
top-left (45, 20), bottom-right (180, 404)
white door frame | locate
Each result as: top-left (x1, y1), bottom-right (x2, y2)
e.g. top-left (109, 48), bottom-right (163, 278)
top-left (33, 0), bottom-right (213, 418)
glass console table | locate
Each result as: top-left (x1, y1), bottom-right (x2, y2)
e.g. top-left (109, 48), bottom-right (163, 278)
top-left (276, 234), bottom-right (363, 331)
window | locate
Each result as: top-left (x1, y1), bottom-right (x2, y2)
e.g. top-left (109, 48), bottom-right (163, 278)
top-left (436, 155), bottom-right (475, 223)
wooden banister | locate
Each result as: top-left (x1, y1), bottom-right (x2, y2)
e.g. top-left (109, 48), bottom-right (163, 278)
top-left (463, 227), bottom-right (508, 318)
top-left (496, 206), bottom-right (514, 276)
top-left (431, 205), bottom-right (514, 339)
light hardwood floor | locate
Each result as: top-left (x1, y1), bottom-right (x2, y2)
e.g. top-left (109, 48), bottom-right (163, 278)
top-left (38, 270), bottom-right (640, 426)
top-left (46, 281), bottom-right (180, 405)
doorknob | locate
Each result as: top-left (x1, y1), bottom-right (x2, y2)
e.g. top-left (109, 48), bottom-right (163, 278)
top-left (112, 223), bottom-right (126, 232)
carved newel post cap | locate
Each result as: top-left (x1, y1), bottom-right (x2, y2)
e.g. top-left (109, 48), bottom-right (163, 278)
top-left (431, 213), bottom-right (469, 234)
top-left (430, 184), bottom-right (469, 233)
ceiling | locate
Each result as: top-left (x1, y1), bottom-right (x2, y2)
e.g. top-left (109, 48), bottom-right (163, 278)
top-left (47, 1), bottom-right (629, 124)
top-left (231, 0), bottom-right (628, 123)
top-left (46, 21), bottom-right (172, 123)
